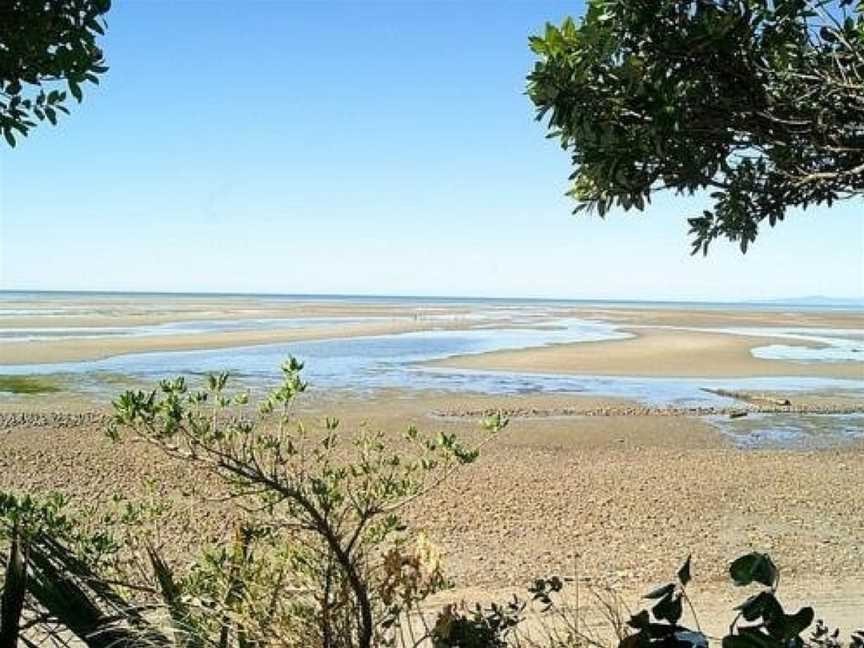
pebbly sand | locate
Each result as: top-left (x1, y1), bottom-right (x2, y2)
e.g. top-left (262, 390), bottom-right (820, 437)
top-left (0, 391), bottom-right (862, 634)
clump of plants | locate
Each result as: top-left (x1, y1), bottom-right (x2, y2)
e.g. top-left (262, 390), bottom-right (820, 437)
top-left (622, 553), bottom-right (863, 648)
top-left (0, 358), bottom-right (507, 647)
top-left (106, 357), bottom-right (508, 648)
top-left (2, 358), bottom-right (862, 648)
top-left (430, 554), bottom-right (863, 648)
top-left (0, 375), bottom-right (61, 395)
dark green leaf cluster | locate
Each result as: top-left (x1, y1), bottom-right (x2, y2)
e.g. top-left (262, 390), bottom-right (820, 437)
top-left (0, 492), bottom-right (118, 568)
top-left (527, 0), bottom-right (864, 253)
top-left (625, 554), bottom-right (701, 647)
top-left (1, 0), bottom-right (110, 147)
top-left (724, 553), bottom-right (814, 648)
top-left (623, 552), bottom-right (824, 648)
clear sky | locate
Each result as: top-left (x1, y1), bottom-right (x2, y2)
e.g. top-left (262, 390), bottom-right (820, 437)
top-left (0, 1), bottom-right (861, 301)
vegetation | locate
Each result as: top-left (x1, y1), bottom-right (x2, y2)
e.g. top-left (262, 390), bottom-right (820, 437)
top-left (0, 360), bottom-right (509, 647)
top-left (527, 0), bottom-right (864, 254)
top-left (1, 360), bottom-right (862, 647)
top-left (0, 376), bottom-right (61, 395)
top-left (0, 0), bottom-right (110, 147)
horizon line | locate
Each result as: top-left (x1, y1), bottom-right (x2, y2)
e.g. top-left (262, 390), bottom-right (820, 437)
top-left (1, 287), bottom-right (862, 306)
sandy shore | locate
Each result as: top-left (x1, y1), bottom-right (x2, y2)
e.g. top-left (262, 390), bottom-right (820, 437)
top-left (0, 298), bottom-right (469, 330)
top-left (0, 319), bottom-right (435, 364)
top-left (0, 390), bottom-right (862, 634)
top-left (431, 327), bottom-right (864, 379)
top-left (584, 307), bottom-right (864, 330)
top-left (2, 298), bottom-right (861, 374)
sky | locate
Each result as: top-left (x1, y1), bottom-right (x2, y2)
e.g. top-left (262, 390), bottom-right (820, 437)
top-left (0, 1), bottom-right (862, 301)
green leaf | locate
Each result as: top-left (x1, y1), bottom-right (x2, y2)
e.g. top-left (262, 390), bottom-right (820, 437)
top-left (736, 591), bottom-right (783, 623)
top-left (766, 607), bottom-right (814, 641)
top-left (652, 593), bottom-right (683, 625)
top-left (69, 80), bottom-right (83, 102)
top-left (729, 552), bottom-right (778, 588)
top-left (627, 610), bottom-right (650, 630)
top-left (677, 554), bottom-right (692, 587)
top-left (783, 607), bottom-right (814, 638)
top-left (644, 583), bottom-right (675, 600)
top-left (723, 632), bottom-right (783, 648)
top-left (2, 129), bottom-right (15, 148)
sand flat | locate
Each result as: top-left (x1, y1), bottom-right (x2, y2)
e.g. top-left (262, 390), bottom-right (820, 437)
top-left (3, 298), bottom-right (862, 379)
top-left (430, 327), bottom-right (864, 379)
top-left (0, 319), bottom-right (431, 364)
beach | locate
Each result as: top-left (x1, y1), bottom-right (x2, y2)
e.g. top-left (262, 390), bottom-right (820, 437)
top-left (2, 295), bottom-right (862, 379)
top-left (1, 293), bottom-right (863, 634)
top-left (429, 327), bottom-right (864, 379)
top-left (0, 390), bottom-right (862, 634)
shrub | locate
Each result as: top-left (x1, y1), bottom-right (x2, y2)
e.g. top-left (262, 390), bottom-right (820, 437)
top-left (107, 357), bottom-right (507, 648)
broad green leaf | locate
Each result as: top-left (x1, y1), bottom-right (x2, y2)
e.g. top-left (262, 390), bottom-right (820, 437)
top-left (644, 582), bottom-right (675, 600)
top-left (729, 552), bottom-right (778, 588)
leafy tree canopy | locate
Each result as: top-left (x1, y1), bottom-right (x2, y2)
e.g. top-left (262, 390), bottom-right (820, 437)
top-left (527, 0), bottom-right (864, 253)
top-left (0, 0), bottom-right (110, 148)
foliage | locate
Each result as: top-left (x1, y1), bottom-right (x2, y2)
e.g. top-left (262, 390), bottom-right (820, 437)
top-left (2, 496), bottom-right (862, 648)
top-left (3, 362), bottom-right (860, 648)
top-left (621, 553), bottom-right (863, 648)
top-left (431, 598), bottom-right (526, 648)
top-left (0, 493), bottom-right (172, 648)
top-left (0, 0), bottom-right (110, 147)
top-left (527, 0), bottom-right (864, 254)
top-left (810, 620), bottom-right (864, 648)
top-left (107, 357), bottom-right (508, 648)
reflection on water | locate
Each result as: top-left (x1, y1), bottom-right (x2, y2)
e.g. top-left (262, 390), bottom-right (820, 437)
top-left (707, 413), bottom-right (864, 449)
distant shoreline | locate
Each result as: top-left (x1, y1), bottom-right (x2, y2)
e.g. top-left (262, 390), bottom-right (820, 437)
top-left (1, 289), bottom-right (862, 311)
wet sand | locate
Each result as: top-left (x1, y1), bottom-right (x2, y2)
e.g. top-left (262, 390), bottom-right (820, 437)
top-left (0, 319), bottom-right (432, 364)
top-left (431, 328), bottom-right (864, 379)
top-left (2, 298), bottom-right (862, 380)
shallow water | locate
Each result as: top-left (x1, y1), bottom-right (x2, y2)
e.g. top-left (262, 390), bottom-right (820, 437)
top-left (730, 326), bottom-right (864, 363)
top-left (0, 317), bottom-right (396, 343)
top-left (3, 319), bottom-right (863, 409)
top-left (707, 413), bottom-right (864, 449)
top-left (648, 325), bottom-right (864, 363)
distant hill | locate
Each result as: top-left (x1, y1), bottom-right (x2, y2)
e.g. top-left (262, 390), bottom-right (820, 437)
top-left (748, 296), bottom-right (864, 308)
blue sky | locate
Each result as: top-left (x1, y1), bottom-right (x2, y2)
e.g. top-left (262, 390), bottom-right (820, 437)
top-left (0, 1), bottom-right (861, 301)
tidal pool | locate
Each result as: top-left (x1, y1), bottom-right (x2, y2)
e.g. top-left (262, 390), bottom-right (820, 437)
top-left (707, 413), bottom-right (864, 449)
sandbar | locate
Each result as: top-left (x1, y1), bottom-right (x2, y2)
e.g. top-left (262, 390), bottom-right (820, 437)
top-left (430, 327), bottom-right (864, 379)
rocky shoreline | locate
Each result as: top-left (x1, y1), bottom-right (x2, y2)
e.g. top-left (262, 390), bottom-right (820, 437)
top-left (3, 401), bottom-right (864, 432)
top-left (0, 411), bottom-right (112, 430)
top-left (432, 403), bottom-right (864, 420)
